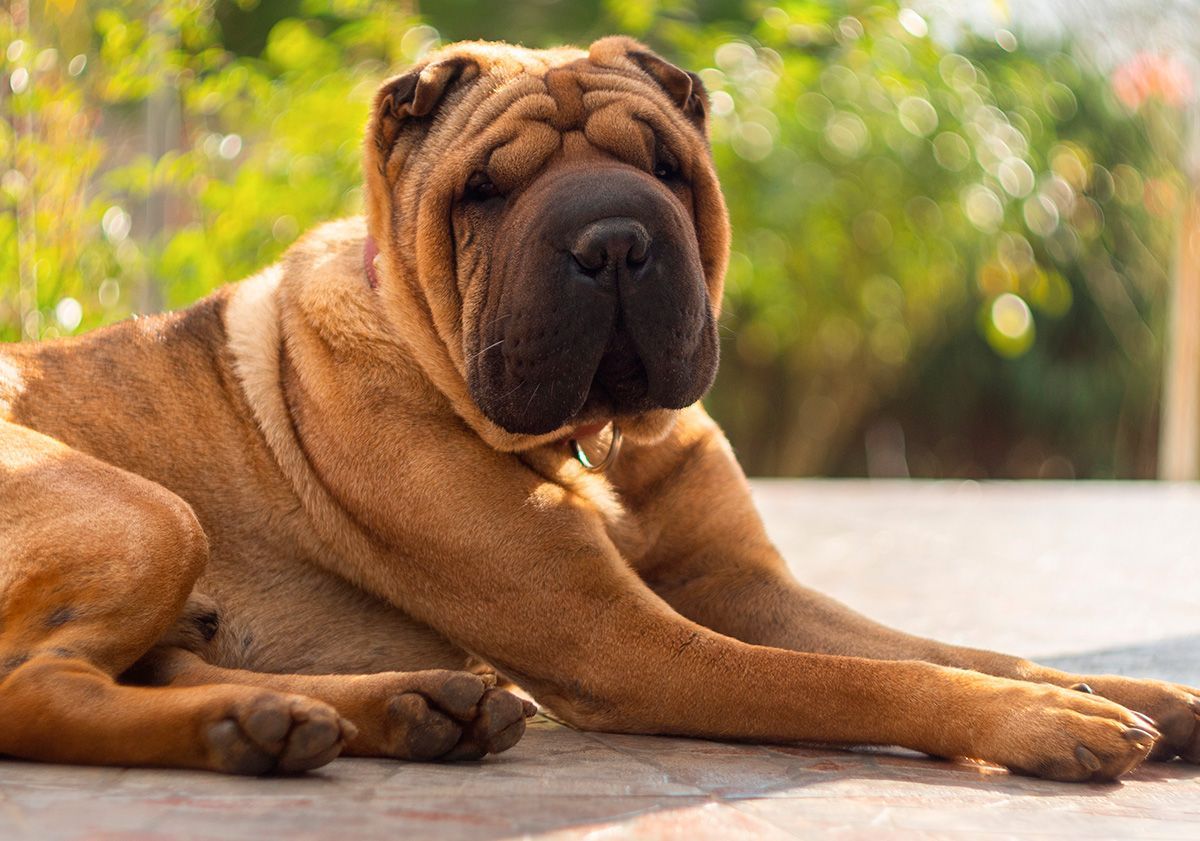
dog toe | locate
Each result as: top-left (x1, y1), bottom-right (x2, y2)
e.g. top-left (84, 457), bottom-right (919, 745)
top-left (204, 692), bottom-right (348, 775)
top-left (386, 692), bottom-right (463, 760)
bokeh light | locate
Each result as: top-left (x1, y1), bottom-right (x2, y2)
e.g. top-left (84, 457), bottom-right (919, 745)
top-left (3, 0), bottom-right (1196, 481)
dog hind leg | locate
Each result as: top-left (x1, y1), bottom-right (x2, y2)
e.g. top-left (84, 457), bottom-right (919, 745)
top-left (136, 647), bottom-right (536, 761)
top-left (0, 420), bottom-right (352, 773)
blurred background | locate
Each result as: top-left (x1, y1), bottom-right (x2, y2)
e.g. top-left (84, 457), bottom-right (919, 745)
top-left (3, 0), bottom-right (1199, 479)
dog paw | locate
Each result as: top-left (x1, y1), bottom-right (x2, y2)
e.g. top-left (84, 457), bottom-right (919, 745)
top-left (972, 682), bottom-right (1159, 782)
top-left (204, 691), bottom-right (354, 775)
top-left (372, 670), bottom-right (537, 761)
top-left (1068, 676), bottom-right (1200, 762)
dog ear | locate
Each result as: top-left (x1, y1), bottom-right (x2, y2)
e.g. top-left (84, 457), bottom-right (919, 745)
top-left (371, 57), bottom-right (477, 153)
top-left (589, 37), bottom-right (709, 133)
top-left (627, 49), bottom-right (708, 132)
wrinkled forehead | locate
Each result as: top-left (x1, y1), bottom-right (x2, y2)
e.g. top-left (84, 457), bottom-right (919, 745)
top-left (433, 55), bottom-right (703, 192)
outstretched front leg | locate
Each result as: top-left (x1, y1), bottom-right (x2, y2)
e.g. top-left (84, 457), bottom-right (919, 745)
top-left (624, 408), bottom-right (1199, 766)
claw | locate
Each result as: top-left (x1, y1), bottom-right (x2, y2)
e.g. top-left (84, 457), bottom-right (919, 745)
top-left (1075, 745), bottom-right (1102, 772)
top-left (1072, 682), bottom-right (1095, 694)
top-left (1130, 710), bottom-right (1158, 730)
top-left (1123, 727), bottom-right (1159, 746)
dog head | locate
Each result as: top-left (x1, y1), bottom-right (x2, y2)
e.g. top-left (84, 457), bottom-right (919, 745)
top-left (362, 37), bottom-right (729, 447)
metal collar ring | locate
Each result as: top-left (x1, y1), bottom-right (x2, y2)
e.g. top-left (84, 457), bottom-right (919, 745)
top-left (570, 424), bottom-right (622, 472)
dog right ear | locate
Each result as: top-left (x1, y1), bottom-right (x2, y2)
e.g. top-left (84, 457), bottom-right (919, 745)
top-left (371, 57), bottom-right (477, 154)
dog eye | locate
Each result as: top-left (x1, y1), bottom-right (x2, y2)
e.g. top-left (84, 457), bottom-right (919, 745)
top-left (653, 156), bottom-right (680, 181)
top-left (465, 171), bottom-right (500, 200)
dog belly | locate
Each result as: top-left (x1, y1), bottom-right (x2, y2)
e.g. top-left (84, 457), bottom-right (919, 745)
top-left (196, 546), bottom-right (472, 677)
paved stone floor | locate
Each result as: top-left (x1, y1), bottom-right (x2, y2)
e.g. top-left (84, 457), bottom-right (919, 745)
top-left (2, 481), bottom-right (1198, 840)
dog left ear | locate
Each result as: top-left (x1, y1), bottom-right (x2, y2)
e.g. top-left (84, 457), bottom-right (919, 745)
top-left (371, 57), bottom-right (478, 153)
top-left (627, 49), bottom-right (708, 132)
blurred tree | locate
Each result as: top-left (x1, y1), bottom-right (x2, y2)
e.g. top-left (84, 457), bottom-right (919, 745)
top-left (0, 0), bottom-right (1189, 479)
top-left (628, 2), bottom-right (1179, 477)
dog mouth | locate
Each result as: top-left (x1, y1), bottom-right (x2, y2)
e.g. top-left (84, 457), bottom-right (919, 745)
top-left (466, 293), bottom-right (714, 436)
top-left (577, 324), bottom-right (652, 419)
top-left (465, 311), bottom-right (660, 437)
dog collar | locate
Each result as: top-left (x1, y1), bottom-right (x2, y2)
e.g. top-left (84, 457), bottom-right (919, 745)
top-left (569, 423), bottom-right (622, 472)
top-left (364, 235), bottom-right (380, 289)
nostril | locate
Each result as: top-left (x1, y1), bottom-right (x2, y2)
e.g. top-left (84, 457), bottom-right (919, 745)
top-left (628, 236), bottom-right (649, 266)
top-left (571, 217), bottom-right (651, 275)
top-left (571, 242), bottom-right (607, 273)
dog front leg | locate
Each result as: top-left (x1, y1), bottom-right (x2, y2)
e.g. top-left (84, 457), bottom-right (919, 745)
top-left (294, 421), bottom-right (1160, 781)
top-left (624, 409), bottom-right (1200, 764)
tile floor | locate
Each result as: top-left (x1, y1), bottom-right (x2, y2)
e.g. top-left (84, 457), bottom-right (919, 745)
top-left (2, 481), bottom-right (1197, 840)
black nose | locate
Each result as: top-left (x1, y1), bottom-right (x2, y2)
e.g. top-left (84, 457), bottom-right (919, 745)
top-left (571, 217), bottom-right (651, 275)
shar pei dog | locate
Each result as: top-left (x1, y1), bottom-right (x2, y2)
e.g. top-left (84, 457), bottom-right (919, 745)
top-left (1, 37), bottom-right (1197, 781)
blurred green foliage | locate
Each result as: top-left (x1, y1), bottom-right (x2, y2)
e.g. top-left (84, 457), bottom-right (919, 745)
top-left (1, 0), bottom-right (1188, 477)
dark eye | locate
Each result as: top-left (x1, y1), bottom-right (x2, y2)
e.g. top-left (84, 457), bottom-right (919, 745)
top-left (465, 171), bottom-right (500, 201)
top-left (653, 156), bottom-right (680, 181)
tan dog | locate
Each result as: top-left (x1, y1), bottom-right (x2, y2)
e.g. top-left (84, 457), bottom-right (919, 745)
top-left (1, 38), bottom-right (1197, 780)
